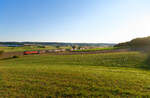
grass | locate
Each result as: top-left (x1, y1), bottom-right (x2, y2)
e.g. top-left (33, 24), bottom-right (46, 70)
top-left (0, 46), bottom-right (57, 52)
top-left (73, 47), bottom-right (119, 52)
top-left (0, 52), bottom-right (150, 97)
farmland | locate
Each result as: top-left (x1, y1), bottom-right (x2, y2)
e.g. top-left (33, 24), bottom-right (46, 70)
top-left (0, 46), bottom-right (55, 52)
top-left (73, 47), bottom-right (119, 52)
top-left (0, 51), bottom-right (150, 97)
top-left (0, 46), bottom-right (71, 52)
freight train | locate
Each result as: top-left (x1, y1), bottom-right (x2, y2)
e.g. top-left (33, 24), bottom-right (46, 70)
top-left (24, 51), bottom-right (39, 55)
top-left (24, 49), bottom-right (67, 55)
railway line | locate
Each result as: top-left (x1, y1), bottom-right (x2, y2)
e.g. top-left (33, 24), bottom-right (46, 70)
top-left (0, 49), bottom-right (130, 59)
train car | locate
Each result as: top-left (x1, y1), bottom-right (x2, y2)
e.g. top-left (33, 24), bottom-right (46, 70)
top-left (46, 50), bottom-right (55, 53)
top-left (54, 49), bottom-right (61, 52)
top-left (24, 51), bottom-right (39, 55)
top-left (60, 49), bottom-right (66, 52)
top-left (38, 50), bottom-right (46, 54)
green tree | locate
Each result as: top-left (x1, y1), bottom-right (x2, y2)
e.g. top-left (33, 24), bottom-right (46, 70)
top-left (72, 45), bottom-right (78, 50)
top-left (56, 46), bottom-right (60, 49)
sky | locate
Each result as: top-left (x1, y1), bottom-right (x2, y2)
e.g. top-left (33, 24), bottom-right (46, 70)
top-left (0, 0), bottom-right (150, 43)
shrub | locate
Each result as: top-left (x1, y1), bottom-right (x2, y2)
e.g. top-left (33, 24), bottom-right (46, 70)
top-left (12, 56), bottom-right (19, 58)
top-left (0, 51), bottom-right (4, 56)
top-left (65, 49), bottom-right (71, 51)
top-left (37, 46), bottom-right (46, 48)
top-left (56, 46), bottom-right (60, 49)
top-left (144, 52), bottom-right (150, 68)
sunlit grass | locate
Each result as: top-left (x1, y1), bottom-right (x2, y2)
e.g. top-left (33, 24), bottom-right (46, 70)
top-left (0, 46), bottom-right (56, 52)
top-left (0, 52), bottom-right (149, 97)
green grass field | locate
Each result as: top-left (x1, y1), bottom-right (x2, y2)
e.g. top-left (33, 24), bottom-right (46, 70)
top-left (0, 46), bottom-right (57, 52)
top-left (0, 52), bottom-right (150, 97)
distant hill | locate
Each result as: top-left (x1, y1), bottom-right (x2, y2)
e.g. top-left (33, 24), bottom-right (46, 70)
top-left (0, 42), bottom-right (116, 47)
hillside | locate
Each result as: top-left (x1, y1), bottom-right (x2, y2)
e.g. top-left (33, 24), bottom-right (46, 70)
top-left (115, 36), bottom-right (150, 51)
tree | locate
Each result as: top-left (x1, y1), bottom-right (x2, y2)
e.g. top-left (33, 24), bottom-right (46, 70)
top-left (56, 46), bottom-right (60, 49)
top-left (72, 45), bottom-right (78, 50)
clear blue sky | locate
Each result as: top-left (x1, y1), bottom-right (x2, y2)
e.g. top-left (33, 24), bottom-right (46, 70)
top-left (0, 0), bottom-right (150, 43)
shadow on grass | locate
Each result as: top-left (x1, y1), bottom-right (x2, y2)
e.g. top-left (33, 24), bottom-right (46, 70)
top-left (0, 56), bottom-right (20, 61)
top-left (138, 52), bottom-right (150, 70)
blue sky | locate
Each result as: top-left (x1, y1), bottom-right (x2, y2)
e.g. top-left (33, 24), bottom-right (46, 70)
top-left (0, 0), bottom-right (150, 43)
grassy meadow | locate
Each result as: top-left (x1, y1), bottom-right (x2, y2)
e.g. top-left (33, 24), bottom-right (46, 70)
top-left (0, 52), bottom-right (150, 97)
top-left (0, 46), bottom-right (57, 52)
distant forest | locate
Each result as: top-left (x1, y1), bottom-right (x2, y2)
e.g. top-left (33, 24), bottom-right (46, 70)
top-left (0, 42), bottom-right (115, 47)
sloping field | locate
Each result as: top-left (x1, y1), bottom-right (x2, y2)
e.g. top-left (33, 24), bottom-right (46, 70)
top-left (0, 52), bottom-right (150, 97)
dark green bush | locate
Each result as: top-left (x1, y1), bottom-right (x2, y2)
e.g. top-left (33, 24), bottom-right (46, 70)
top-left (37, 46), bottom-right (46, 48)
top-left (0, 51), bottom-right (4, 56)
top-left (56, 46), bottom-right (60, 49)
top-left (12, 56), bottom-right (19, 58)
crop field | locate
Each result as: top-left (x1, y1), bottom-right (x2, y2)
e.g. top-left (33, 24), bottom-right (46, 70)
top-left (0, 52), bottom-right (150, 97)
top-left (73, 47), bottom-right (119, 52)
